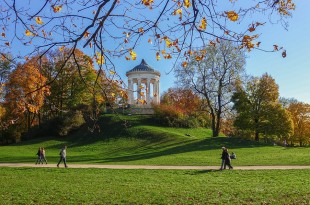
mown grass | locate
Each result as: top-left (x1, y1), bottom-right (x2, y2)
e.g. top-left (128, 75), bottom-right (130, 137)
top-left (0, 114), bottom-right (309, 166)
top-left (1, 167), bottom-right (309, 204)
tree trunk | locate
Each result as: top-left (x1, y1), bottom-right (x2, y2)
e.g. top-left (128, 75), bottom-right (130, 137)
top-left (254, 118), bottom-right (259, 141)
top-left (211, 113), bottom-right (217, 137)
top-left (255, 131), bottom-right (259, 141)
top-left (214, 112), bottom-right (221, 137)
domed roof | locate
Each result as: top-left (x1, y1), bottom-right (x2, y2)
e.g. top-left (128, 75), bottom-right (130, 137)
top-left (126, 59), bottom-right (155, 73)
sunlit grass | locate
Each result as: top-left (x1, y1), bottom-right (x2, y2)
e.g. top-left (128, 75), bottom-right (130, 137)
top-left (1, 167), bottom-right (309, 204)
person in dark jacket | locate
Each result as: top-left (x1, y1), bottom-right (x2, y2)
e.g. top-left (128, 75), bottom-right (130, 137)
top-left (35, 147), bottom-right (43, 164)
top-left (224, 148), bottom-right (233, 169)
top-left (220, 147), bottom-right (226, 170)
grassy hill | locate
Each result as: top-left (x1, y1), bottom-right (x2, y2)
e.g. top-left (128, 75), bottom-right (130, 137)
top-left (0, 114), bottom-right (309, 166)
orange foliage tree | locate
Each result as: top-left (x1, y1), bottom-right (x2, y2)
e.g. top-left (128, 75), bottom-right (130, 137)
top-left (287, 102), bottom-right (310, 146)
top-left (4, 57), bottom-right (50, 131)
top-left (154, 88), bottom-right (210, 127)
top-left (161, 88), bottom-right (201, 115)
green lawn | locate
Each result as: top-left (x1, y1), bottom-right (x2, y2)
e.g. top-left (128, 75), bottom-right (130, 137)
top-left (0, 115), bottom-right (309, 166)
top-left (1, 115), bottom-right (310, 204)
top-left (1, 167), bottom-right (309, 204)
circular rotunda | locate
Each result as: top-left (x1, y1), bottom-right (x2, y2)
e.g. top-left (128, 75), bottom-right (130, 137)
top-left (126, 59), bottom-right (160, 107)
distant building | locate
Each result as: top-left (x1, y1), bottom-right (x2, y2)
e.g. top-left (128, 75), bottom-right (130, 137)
top-left (126, 59), bottom-right (160, 108)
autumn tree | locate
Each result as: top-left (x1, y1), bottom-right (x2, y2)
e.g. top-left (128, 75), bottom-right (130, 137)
top-left (153, 87), bottom-right (210, 127)
top-left (286, 101), bottom-right (310, 146)
top-left (175, 40), bottom-right (245, 137)
top-left (161, 88), bottom-right (202, 114)
top-left (40, 48), bottom-right (101, 118)
top-left (232, 73), bottom-right (293, 142)
top-left (4, 57), bottom-right (50, 131)
top-left (0, 0), bottom-right (295, 97)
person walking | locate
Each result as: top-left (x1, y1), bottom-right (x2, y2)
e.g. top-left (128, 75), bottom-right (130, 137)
top-left (35, 147), bottom-right (43, 164)
top-left (220, 147), bottom-right (226, 170)
top-left (57, 146), bottom-right (68, 168)
top-left (224, 148), bottom-right (233, 170)
top-left (41, 147), bottom-right (48, 164)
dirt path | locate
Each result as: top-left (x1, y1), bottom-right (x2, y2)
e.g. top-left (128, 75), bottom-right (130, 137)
top-left (1, 163), bottom-right (310, 170)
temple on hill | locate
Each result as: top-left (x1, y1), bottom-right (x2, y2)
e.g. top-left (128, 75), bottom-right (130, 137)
top-left (126, 59), bottom-right (160, 108)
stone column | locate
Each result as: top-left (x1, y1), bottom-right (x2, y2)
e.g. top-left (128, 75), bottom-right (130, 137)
top-left (153, 81), bottom-right (157, 103)
top-left (146, 78), bottom-right (150, 104)
top-left (137, 78), bottom-right (141, 100)
top-left (128, 79), bottom-right (134, 105)
top-left (156, 79), bottom-right (160, 104)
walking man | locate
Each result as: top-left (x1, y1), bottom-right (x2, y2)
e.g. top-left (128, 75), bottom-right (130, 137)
top-left (57, 146), bottom-right (68, 168)
top-left (220, 147), bottom-right (226, 170)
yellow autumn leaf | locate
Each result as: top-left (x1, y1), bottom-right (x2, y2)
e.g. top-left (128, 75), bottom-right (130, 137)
top-left (139, 85), bottom-right (144, 89)
top-left (35, 17), bottom-right (44, 25)
top-left (195, 55), bottom-right (204, 61)
top-left (156, 52), bottom-right (161, 61)
top-left (142, 0), bottom-right (154, 6)
top-left (181, 61), bottom-right (188, 68)
top-left (164, 54), bottom-right (172, 59)
top-left (163, 37), bottom-right (172, 48)
top-left (184, 0), bottom-right (191, 8)
top-left (25, 30), bottom-right (33, 36)
top-left (200, 49), bottom-right (207, 55)
top-left (111, 93), bottom-right (116, 97)
top-left (96, 52), bottom-right (105, 65)
top-left (109, 70), bottom-right (116, 75)
top-left (52, 5), bottom-right (62, 13)
top-left (129, 49), bottom-right (137, 60)
top-left (241, 35), bottom-right (254, 51)
top-left (226, 11), bottom-right (238, 22)
top-left (209, 41), bottom-right (216, 47)
top-left (140, 92), bottom-right (145, 97)
top-left (84, 31), bottom-right (90, 38)
top-left (59, 46), bottom-right (65, 52)
top-left (138, 28), bottom-right (144, 33)
top-left (199, 17), bottom-right (207, 30)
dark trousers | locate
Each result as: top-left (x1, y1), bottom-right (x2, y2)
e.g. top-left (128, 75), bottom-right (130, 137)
top-left (224, 161), bottom-right (233, 169)
top-left (36, 156), bottom-right (43, 164)
top-left (57, 156), bottom-right (67, 167)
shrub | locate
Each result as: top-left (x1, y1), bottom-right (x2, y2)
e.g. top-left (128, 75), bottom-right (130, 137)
top-left (153, 104), bottom-right (211, 128)
top-left (153, 104), bottom-right (186, 127)
top-left (58, 110), bottom-right (86, 136)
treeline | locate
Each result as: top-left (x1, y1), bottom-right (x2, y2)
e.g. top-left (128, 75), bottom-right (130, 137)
top-left (155, 78), bottom-right (310, 146)
top-left (0, 49), bottom-right (126, 144)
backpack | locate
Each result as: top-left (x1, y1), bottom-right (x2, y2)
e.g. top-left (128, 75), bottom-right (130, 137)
top-left (230, 153), bottom-right (236, 159)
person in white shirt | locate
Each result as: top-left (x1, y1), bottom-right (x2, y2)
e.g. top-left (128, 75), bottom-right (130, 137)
top-left (57, 146), bottom-right (68, 168)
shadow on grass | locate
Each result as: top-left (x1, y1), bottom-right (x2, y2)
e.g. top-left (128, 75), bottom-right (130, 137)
top-left (65, 137), bottom-right (266, 164)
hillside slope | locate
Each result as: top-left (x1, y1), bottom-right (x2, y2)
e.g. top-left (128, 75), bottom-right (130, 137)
top-left (0, 114), bottom-right (309, 166)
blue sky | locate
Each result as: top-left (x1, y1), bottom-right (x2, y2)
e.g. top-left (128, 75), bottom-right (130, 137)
top-left (118, 0), bottom-right (310, 103)
top-left (3, 1), bottom-right (309, 103)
